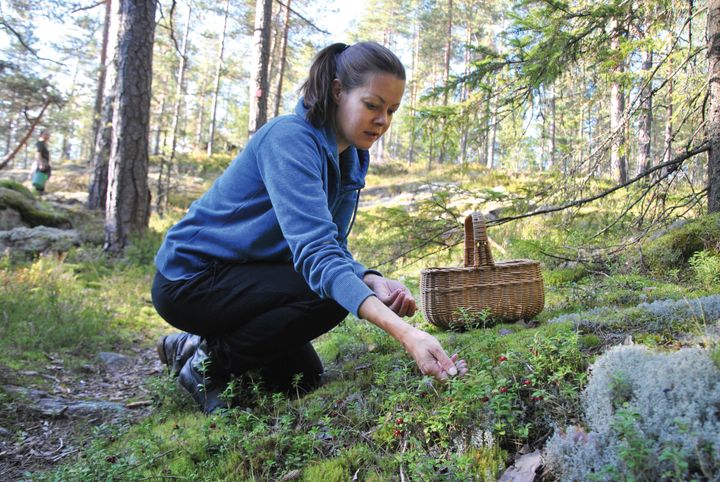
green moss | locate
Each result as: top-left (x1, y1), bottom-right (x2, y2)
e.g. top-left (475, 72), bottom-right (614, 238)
top-left (0, 186), bottom-right (72, 228)
top-left (0, 179), bottom-right (34, 199)
top-left (643, 213), bottom-right (720, 273)
top-left (301, 445), bottom-right (382, 481)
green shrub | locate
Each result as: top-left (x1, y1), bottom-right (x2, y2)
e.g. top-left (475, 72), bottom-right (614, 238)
top-left (545, 345), bottom-right (720, 481)
top-left (689, 249), bottom-right (720, 289)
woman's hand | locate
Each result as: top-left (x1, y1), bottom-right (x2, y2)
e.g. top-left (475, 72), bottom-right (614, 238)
top-left (357, 290), bottom-right (468, 383)
top-left (363, 274), bottom-right (416, 317)
top-left (402, 327), bottom-right (468, 380)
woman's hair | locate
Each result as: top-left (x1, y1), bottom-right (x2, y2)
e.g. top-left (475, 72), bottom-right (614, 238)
top-left (301, 41), bottom-right (406, 128)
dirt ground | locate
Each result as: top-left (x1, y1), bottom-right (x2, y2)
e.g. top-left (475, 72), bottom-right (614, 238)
top-left (0, 346), bottom-right (164, 481)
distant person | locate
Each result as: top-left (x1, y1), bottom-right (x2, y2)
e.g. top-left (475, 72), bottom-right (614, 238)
top-left (32, 129), bottom-right (51, 194)
top-left (152, 42), bottom-right (468, 414)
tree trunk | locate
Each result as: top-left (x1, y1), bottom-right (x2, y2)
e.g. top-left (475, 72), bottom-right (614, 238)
top-left (487, 93), bottom-right (498, 169)
top-left (638, 48), bottom-right (653, 175)
top-left (90, 0), bottom-right (112, 163)
top-left (207, 0), bottom-right (231, 156)
top-left (707, 0), bottom-right (720, 212)
top-left (438, 0), bottom-right (452, 164)
top-left (248, 0), bottom-right (272, 136)
top-left (104, 0), bottom-right (156, 252)
top-left (408, 16), bottom-right (420, 166)
top-left (273, 0), bottom-right (291, 117)
top-left (153, 74), bottom-right (168, 156)
top-left (459, 23), bottom-right (472, 166)
top-left (88, 0), bottom-right (120, 210)
top-left (663, 80), bottom-right (674, 168)
top-left (158, 3), bottom-right (192, 216)
top-left (610, 21), bottom-right (627, 183)
top-left (548, 85), bottom-right (556, 170)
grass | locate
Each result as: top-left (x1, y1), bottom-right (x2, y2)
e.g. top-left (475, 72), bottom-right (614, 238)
top-left (2, 160), bottom-right (718, 480)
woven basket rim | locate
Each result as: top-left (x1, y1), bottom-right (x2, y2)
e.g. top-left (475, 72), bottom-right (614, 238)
top-left (421, 259), bottom-right (540, 272)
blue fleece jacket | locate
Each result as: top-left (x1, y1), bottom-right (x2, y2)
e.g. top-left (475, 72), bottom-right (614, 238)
top-left (155, 100), bottom-right (377, 317)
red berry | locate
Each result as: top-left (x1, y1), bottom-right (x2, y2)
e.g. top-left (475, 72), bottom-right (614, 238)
top-left (499, 356), bottom-right (508, 362)
top-left (481, 396), bottom-right (490, 402)
top-left (394, 429), bottom-right (402, 437)
top-left (499, 387), bottom-right (508, 393)
top-left (523, 380), bottom-right (532, 386)
top-left (396, 417), bottom-right (404, 425)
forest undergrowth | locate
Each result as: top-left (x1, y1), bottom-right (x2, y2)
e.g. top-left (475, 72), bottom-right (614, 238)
top-left (2, 160), bottom-right (719, 481)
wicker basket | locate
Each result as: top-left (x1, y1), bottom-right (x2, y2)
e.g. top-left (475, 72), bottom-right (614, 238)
top-left (420, 212), bottom-right (544, 328)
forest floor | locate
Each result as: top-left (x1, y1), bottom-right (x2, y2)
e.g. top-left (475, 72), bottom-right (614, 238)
top-left (1, 158), bottom-right (718, 481)
top-left (0, 161), bottom-right (170, 481)
top-left (0, 346), bottom-right (161, 480)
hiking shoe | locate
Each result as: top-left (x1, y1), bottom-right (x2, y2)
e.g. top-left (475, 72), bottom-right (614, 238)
top-left (177, 342), bottom-right (229, 414)
top-left (156, 332), bottom-right (201, 376)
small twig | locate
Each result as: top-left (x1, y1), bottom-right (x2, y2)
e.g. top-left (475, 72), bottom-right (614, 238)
top-left (274, 0), bottom-right (330, 35)
top-left (70, 0), bottom-right (105, 14)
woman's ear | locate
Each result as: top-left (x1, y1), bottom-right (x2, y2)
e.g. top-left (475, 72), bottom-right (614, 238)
top-left (332, 79), bottom-right (342, 103)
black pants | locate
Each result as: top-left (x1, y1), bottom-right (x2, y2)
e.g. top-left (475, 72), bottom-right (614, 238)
top-left (151, 262), bottom-right (348, 391)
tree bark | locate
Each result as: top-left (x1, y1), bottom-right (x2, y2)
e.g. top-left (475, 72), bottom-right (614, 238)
top-left (708, 0), bottom-right (720, 212)
top-left (158, 3), bottom-right (192, 216)
top-left (273, 0), bottom-right (291, 118)
top-left (610, 20), bottom-right (628, 183)
top-left (408, 15), bottom-right (420, 166)
top-left (638, 48), bottom-right (653, 175)
top-left (90, 0), bottom-right (112, 163)
top-left (248, 0), bottom-right (272, 136)
top-left (438, 0), bottom-right (452, 164)
top-left (104, 0), bottom-right (156, 252)
top-left (207, 0), bottom-right (231, 156)
top-left (88, 0), bottom-right (119, 210)
top-left (459, 23), bottom-right (472, 166)
top-left (487, 92), bottom-right (498, 169)
top-left (152, 73), bottom-right (168, 156)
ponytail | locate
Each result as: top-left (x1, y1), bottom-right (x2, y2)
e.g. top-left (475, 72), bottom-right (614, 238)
top-left (301, 41), bottom-right (405, 128)
top-left (301, 43), bottom-right (348, 129)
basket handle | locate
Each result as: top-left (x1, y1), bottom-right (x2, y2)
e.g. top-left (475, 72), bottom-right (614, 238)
top-left (463, 212), bottom-right (495, 268)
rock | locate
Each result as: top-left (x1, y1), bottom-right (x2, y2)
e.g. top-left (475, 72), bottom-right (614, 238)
top-left (0, 186), bottom-right (72, 228)
top-left (0, 207), bottom-right (27, 230)
top-left (0, 226), bottom-right (80, 255)
top-left (98, 352), bottom-right (132, 371)
top-left (499, 328), bottom-right (513, 336)
top-left (0, 426), bottom-right (11, 437)
top-left (4, 385), bottom-right (126, 420)
top-left (65, 400), bottom-right (127, 418)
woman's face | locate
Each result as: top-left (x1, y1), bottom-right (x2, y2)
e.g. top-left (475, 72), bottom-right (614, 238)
top-left (333, 72), bottom-right (405, 153)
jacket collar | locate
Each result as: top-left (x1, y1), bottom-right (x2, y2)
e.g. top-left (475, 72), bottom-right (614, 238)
top-left (294, 98), bottom-right (369, 190)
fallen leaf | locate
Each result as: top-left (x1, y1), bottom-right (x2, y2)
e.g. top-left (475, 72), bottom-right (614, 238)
top-left (499, 450), bottom-right (542, 482)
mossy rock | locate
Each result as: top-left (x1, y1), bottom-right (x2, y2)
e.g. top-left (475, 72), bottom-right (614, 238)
top-left (642, 213), bottom-right (720, 272)
top-left (0, 187), bottom-right (72, 229)
top-left (0, 179), bottom-right (34, 199)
